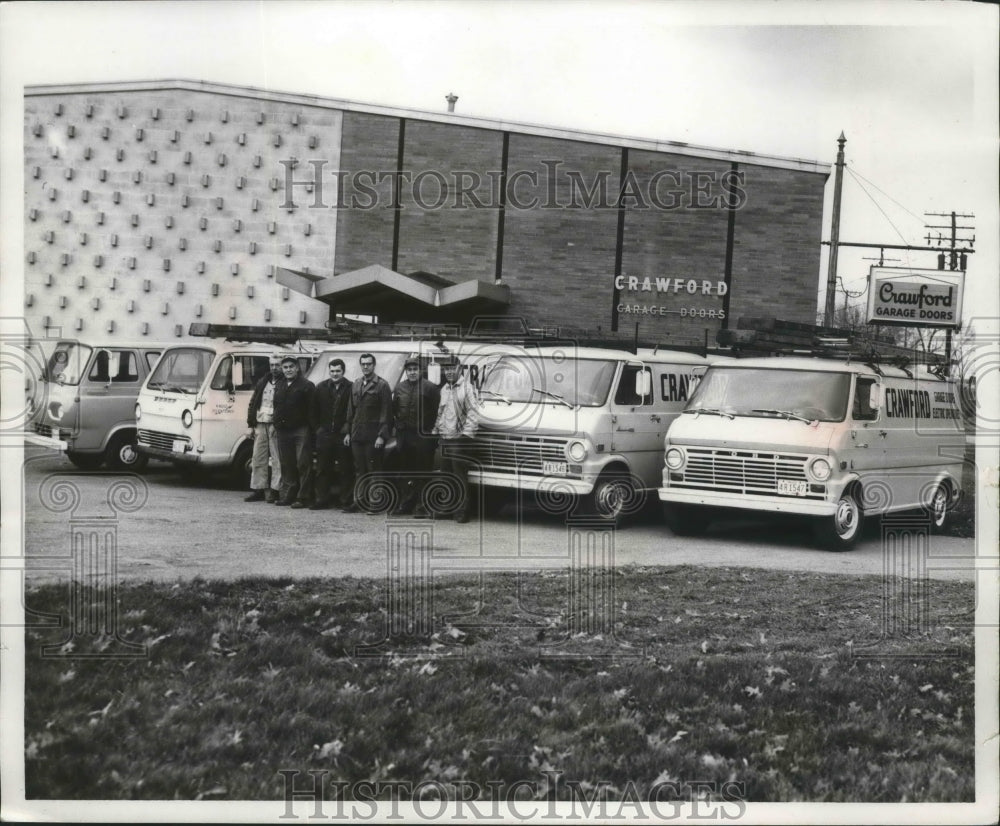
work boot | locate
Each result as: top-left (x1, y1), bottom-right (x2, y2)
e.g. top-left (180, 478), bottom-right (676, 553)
top-left (244, 490), bottom-right (266, 502)
top-left (342, 502), bottom-right (361, 513)
top-left (265, 489), bottom-right (279, 503)
top-left (309, 500), bottom-right (329, 511)
top-left (274, 498), bottom-right (293, 507)
top-left (290, 500), bottom-right (310, 509)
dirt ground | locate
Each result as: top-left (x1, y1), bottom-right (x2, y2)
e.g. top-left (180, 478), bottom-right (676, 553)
top-left (14, 450), bottom-right (978, 584)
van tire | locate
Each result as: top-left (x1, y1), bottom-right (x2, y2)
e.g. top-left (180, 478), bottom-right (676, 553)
top-left (584, 471), bottom-right (639, 524)
top-left (228, 441), bottom-right (254, 490)
top-left (929, 483), bottom-right (952, 533)
top-left (105, 431), bottom-right (149, 472)
top-left (814, 487), bottom-right (863, 551)
top-left (662, 503), bottom-right (710, 536)
top-left (66, 451), bottom-right (104, 470)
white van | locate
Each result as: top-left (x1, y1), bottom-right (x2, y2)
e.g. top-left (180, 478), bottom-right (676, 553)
top-left (658, 356), bottom-right (966, 549)
top-left (452, 345), bottom-right (711, 522)
top-left (26, 340), bottom-right (167, 470)
top-left (135, 339), bottom-right (318, 485)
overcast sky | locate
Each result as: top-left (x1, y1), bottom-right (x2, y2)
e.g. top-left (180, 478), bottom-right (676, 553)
top-left (2, 0), bottom-right (997, 334)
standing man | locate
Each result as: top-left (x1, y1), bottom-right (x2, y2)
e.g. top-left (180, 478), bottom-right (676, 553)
top-left (273, 355), bottom-right (315, 509)
top-left (432, 354), bottom-right (481, 523)
top-left (391, 357), bottom-right (440, 515)
top-left (310, 358), bottom-right (353, 510)
top-left (245, 355), bottom-right (283, 503)
top-left (343, 353), bottom-right (393, 513)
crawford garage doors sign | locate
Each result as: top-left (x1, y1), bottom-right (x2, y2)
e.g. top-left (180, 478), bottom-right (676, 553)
top-left (866, 266), bottom-right (964, 328)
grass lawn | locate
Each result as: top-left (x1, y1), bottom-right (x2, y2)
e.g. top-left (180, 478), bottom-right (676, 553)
top-left (23, 566), bottom-right (974, 803)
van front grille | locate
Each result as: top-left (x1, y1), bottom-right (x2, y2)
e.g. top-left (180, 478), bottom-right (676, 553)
top-left (138, 429), bottom-right (190, 452)
top-left (34, 423), bottom-right (53, 438)
top-left (673, 447), bottom-right (823, 499)
top-left (452, 432), bottom-right (568, 475)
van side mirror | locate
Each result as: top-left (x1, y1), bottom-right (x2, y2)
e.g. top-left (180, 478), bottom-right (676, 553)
top-left (232, 361), bottom-right (244, 390)
top-left (635, 370), bottom-right (652, 398)
top-left (868, 383), bottom-right (880, 411)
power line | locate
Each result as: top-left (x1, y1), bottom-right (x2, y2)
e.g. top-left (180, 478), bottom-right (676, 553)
top-left (845, 165), bottom-right (926, 224)
top-left (845, 166), bottom-right (912, 249)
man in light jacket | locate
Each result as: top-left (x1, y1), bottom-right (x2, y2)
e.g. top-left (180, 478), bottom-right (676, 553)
top-left (245, 355), bottom-right (283, 502)
top-left (431, 354), bottom-right (481, 523)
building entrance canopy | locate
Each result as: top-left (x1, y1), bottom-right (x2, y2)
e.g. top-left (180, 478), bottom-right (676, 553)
top-left (277, 264), bottom-right (510, 323)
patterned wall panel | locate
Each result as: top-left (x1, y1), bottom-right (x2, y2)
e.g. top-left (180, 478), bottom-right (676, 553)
top-left (24, 89), bottom-right (339, 340)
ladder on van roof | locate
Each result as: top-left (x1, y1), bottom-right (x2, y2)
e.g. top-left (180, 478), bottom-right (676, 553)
top-left (186, 319), bottom-right (662, 351)
top-left (716, 317), bottom-right (949, 375)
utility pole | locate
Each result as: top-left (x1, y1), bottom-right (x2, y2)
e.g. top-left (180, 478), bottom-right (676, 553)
top-left (925, 210), bottom-right (974, 366)
top-left (824, 133), bottom-right (846, 326)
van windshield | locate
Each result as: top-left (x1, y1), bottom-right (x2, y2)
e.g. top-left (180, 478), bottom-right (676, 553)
top-left (44, 341), bottom-right (93, 385)
top-left (482, 356), bottom-right (617, 407)
top-left (686, 367), bottom-right (851, 422)
top-left (146, 347), bottom-right (216, 394)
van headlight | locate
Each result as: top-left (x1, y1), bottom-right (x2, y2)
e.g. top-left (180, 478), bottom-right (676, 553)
top-left (134, 403), bottom-right (142, 422)
top-left (665, 447), bottom-right (685, 470)
top-left (566, 440), bottom-right (588, 462)
top-left (182, 409), bottom-right (193, 428)
top-left (809, 457), bottom-right (832, 482)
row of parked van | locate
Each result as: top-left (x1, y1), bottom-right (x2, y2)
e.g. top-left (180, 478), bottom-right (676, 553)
top-left (26, 333), bottom-right (966, 551)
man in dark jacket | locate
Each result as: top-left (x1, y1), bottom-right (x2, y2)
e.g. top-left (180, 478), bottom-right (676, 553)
top-left (391, 357), bottom-right (440, 515)
top-left (310, 358), bottom-right (353, 509)
top-left (343, 352), bottom-right (392, 513)
top-left (273, 356), bottom-right (315, 508)
top-left (244, 355), bottom-right (282, 502)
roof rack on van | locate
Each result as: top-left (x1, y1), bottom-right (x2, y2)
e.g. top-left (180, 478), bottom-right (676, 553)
top-left (188, 321), bottom-right (462, 345)
top-left (717, 317), bottom-right (948, 374)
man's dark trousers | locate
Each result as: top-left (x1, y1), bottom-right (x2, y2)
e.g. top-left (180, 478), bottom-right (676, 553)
top-left (277, 425), bottom-right (314, 505)
top-left (314, 430), bottom-right (353, 507)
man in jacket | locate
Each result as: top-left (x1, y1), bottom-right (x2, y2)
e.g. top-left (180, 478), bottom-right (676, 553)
top-left (431, 354), bottom-right (481, 523)
top-left (343, 352), bottom-right (393, 513)
top-left (244, 355), bottom-right (282, 503)
top-left (310, 358), bottom-right (353, 509)
top-left (273, 356), bottom-right (315, 508)
top-left (391, 357), bottom-right (441, 515)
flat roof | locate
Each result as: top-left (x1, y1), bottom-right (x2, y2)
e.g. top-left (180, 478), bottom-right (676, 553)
top-left (25, 79), bottom-right (831, 176)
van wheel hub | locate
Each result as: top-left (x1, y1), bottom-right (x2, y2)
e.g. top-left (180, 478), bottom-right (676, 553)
top-left (834, 497), bottom-right (858, 536)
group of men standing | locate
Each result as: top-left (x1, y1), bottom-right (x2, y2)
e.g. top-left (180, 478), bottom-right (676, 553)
top-left (244, 352), bottom-right (480, 522)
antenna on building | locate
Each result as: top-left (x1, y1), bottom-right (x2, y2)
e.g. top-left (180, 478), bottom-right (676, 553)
top-left (445, 92), bottom-right (458, 113)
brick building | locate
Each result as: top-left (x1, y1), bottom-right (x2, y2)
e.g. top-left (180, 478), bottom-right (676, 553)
top-left (24, 80), bottom-right (830, 346)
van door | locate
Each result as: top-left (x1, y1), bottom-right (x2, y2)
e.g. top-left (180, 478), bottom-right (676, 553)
top-left (848, 374), bottom-right (887, 500)
top-left (608, 361), bottom-right (660, 487)
top-left (78, 348), bottom-right (143, 451)
top-left (205, 353), bottom-right (273, 461)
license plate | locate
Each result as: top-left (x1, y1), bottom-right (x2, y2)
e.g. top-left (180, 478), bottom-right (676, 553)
top-left (171, 439), bottom-right (186, 453)
top-left (777, 479), bottom-right (808, 496)
top-left (542, 460), bottom-right (568, 476)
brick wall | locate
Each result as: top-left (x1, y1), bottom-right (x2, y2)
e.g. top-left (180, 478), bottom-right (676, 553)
top-left (729, 162), bottom-right (826, 325)
top-left (501, 135), bottom-right (622, 333)
top-left (396, 120), bottom-right (503, 284)
top-left (618, 151), bottom-right (733, 347)
top-left (334, 111), bottom-right (399, 275)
